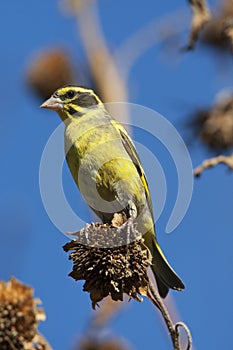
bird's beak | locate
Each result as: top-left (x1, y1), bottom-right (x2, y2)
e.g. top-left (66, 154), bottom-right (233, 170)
top-left (40, 96), bottom-right (63, 111)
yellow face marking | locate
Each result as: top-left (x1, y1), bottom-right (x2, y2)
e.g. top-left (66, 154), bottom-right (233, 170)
top-left (51, 85), bottom-right (104, 120)
top-left (55, 86), bottom-right (103, 105)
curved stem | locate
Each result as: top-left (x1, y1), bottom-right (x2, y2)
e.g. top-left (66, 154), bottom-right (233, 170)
top-left (147, 281), bottom-right (180, 349)
top-left (147, 280), bottom-right (192, 349)
top-left (175, 322), bottom-right (192, 350)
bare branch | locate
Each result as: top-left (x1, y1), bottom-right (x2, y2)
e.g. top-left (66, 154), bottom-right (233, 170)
top-left (194, 154), bottom-right (233, 177)
top-left (63, 0), bottom-right (130, 125)
top-left (62, 0), bottom-right (128, 119)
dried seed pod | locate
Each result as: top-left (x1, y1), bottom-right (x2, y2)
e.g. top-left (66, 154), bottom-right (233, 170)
top-left (63, 220), bottom-right (152, 309)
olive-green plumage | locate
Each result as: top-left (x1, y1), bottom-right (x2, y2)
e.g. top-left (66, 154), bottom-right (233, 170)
top-left (41, 85), bottom-right (185, 297)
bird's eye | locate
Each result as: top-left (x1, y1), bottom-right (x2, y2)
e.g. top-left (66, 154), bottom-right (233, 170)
top-left (66, 90), bottom-right (75, 99)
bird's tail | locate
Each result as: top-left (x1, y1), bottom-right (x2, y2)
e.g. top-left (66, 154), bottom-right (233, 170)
top-left (144, 231), bottom-right (185, 298)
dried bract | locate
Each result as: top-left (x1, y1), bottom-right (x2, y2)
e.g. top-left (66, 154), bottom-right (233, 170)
top-left (186, 0), bottom-right (211, 50)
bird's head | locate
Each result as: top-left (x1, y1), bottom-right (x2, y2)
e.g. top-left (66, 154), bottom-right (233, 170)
top-left (40, 85), bottom-right (103, 121)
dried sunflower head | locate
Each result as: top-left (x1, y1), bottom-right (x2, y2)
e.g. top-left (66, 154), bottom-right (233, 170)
top-left (0, 278), bottom-right (49, 350)
top-left (27, 48), bottom-right (74, 100)
top-left (189, 91), bottom-right (233, 151)
top-left (63, 220), bottom-right (152, 309)
top-left (201, 0), bottom-right (233, 50)
top-left (200, 93), bottom-right (233, 150)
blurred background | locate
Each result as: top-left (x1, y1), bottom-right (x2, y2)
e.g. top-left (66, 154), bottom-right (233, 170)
top-left (1, 0), bottom-right (233, 349)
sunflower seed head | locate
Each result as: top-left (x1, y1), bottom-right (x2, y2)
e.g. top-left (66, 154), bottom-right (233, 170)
top-left (0, 278), bottom-right (47, 349)
top-left (63, 219), bottom-right (152, 309)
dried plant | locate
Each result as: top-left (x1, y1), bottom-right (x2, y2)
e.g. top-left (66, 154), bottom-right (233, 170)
top-left (190, 91), bottom-right (233, 151)
top-left (186, 0), bottom-right (211, 50)
top-left (27, 48), bottom-right (75, 99)
top-left (194, 153), bottom-right (233, 176)
top-left (0, 278), bottom-right (52, 350)
top-left (222, 18), bottom-right (233, 51)
top-left (64, 215), bottom-right (192, 350)
top-left (64, 219), bottom-right (151, 309)
top-left (200, 0), bottom-right (233, 52)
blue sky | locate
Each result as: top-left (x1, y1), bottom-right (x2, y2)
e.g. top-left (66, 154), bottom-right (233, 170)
top-left (1, 1), bottom-right (233, 349)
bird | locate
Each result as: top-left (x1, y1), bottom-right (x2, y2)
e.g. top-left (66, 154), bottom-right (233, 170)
top-left (41, 85), bottom-right (185, 298)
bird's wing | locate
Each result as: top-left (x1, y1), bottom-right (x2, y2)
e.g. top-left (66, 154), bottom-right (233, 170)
top-left (111, 119), bottom-right (154, 221)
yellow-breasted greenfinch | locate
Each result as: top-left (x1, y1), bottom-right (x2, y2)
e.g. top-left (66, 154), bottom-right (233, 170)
top-left (41, 85), bottom-right (185, 297)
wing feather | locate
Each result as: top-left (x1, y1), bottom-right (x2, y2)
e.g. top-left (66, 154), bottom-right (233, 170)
top-left (111, 120), bottom-right (154, 220)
